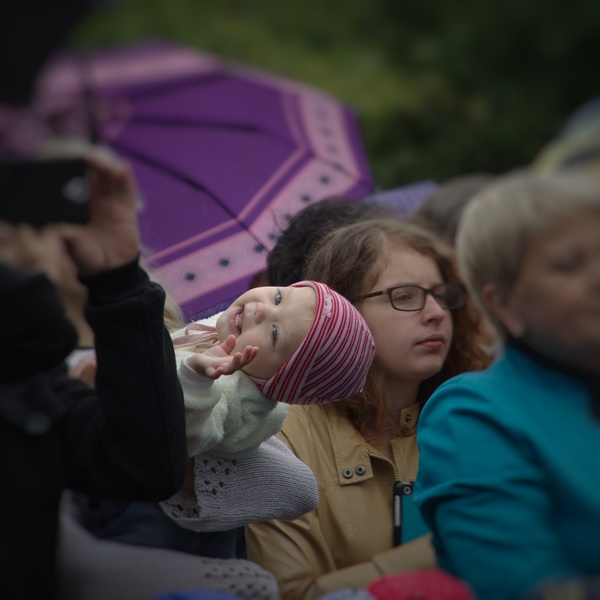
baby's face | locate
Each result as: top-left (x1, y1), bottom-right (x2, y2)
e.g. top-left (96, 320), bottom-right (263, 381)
top-left (216, 285), bottom-right (316, 380)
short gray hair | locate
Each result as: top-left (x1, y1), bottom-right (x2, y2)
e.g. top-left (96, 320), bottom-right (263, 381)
top-left (456, 172), bottom-right (600, 339)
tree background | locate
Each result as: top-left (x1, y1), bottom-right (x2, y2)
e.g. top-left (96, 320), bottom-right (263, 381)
top-left (69, 0), bottom-right (600, 190)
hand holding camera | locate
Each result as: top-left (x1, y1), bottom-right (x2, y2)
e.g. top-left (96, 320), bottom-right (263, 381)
top-left (0, 149), bottom-right (141, 278)
top-left (57, 150), bottom-right (141, 277)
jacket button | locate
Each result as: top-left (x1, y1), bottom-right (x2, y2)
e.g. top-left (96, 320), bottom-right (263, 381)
top-left (356, 465), bottom-right (366, 476)
top-left (401, 427), bottom-right (409, 434)
top-left (405, 413), bottom-right (411, 422)
top-left (342, 468), bottom-right (354, 479)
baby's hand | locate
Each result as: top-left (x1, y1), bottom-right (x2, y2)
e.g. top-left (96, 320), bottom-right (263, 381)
top-left (186, 335), bottom-right (258, 380)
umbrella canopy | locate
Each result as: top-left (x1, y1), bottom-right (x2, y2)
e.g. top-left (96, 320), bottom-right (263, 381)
top-left (1, 41), bottom-right (373, 319)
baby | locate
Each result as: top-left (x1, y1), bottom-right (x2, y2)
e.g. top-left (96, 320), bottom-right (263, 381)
top-left (161, 281), bottom-right (375, 532)
top-left (172, 280), bottom-right (375, 458)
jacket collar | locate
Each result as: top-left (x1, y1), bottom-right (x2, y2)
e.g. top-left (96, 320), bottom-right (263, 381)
top-left (321, 402), bottom-right (420, 486)
top-left (507, 337), bottom-right (600, 420)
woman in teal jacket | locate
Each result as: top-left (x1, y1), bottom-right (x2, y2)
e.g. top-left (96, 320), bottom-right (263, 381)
top-left (414, 173), bottom-right (600, 599)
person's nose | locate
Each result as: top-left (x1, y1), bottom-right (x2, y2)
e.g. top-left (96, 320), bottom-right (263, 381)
top-left (253, 302), bottom-right (267, 324)
top-left (421, 292), bottom-right (447, 323)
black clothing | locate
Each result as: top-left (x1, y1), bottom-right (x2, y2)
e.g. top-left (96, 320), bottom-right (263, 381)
top-left (0, 263), bottom-right (78, 383)
top-left (0, 260), bottom-right (188, 599)
top-left (72, 496), bottom-right (240, 559)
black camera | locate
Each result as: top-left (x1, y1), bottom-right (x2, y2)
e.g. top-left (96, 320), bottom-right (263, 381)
top-left (0, 158), bottom-right (90, 225)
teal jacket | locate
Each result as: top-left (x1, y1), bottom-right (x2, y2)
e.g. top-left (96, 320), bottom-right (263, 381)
top-left (414, 344), bottom-right (600, 599)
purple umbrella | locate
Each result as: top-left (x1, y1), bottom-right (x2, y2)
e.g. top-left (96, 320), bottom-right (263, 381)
top-left (3, 41), bottom-right (373, 319)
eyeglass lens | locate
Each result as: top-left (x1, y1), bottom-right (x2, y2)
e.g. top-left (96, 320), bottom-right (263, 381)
top-left (389, 284), bottom-right (464, 311)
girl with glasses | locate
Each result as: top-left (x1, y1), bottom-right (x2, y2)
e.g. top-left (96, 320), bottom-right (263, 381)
top-left (246, 217), bottom-right (490, 599)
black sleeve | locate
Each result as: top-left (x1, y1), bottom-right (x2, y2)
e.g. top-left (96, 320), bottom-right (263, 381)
top-left (0, 263), bottom-right (77, 383)
top-left (61, 259), bottom-right (188, 501)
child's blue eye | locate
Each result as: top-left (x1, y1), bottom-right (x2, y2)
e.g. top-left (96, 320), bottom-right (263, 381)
top-left (272, 326), bottom-right (278, 342)
top-left (275, 291), bottom-right (282, 305)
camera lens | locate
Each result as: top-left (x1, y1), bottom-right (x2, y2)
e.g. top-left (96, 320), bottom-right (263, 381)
top-left (63, 177), bottom-right (90, 204)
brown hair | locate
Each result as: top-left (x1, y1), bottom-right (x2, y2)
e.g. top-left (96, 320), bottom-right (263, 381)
top-left (304, 217), bottom-right (490, 440)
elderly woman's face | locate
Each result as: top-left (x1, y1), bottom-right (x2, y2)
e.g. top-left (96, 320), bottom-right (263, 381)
top-left (505, 208), bottom-right (600, 369)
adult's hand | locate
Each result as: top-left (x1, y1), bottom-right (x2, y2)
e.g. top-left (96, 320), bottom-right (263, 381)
top-left (0, 221), bottom-right (63, 275)
top-left (59, 149), bottom-right (141, 277)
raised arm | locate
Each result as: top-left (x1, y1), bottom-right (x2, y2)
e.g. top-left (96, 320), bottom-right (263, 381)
top-left (57, 151), bottom-right (188, 499)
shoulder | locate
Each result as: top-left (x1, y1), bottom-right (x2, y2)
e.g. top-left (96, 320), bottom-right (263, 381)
top-left (280, 405), bottom-right (322, 441)
top-left (416, 349), bottom-right (563, 492)
top-left (416, 353), bottom-right (525, 469)
top-left (279, 404), bottom-right (336, 459)
top-left (420, 360), bottom-right (508, 426)
top-left (421, 346), bottom-right (586, 430)
top-left (283, 404), bottom-right (326, 429)
top-left (281, 403), bottom-right (350, 437)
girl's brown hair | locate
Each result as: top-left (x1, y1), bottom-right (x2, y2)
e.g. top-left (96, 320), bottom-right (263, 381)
top-left (304, 217), bottom-right (490, 440)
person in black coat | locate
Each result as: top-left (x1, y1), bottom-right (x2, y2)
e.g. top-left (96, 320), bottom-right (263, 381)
top-left (0, 151), bottom-right (188, 599)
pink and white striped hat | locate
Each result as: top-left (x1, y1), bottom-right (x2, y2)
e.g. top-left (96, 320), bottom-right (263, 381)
top-left (258, 281), bottom-right (375, 405)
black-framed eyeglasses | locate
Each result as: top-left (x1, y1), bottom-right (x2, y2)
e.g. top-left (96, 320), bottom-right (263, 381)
top-left (352, 283), bottom-right (466, 312)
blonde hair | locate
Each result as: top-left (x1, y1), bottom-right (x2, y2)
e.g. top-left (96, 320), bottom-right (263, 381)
top-left (163, 291), bottom-right (184, 333)
top-left (139, 261), bottom-right (184, 333)
top-left (456, 172), bottom-right (600, 339)
top-left (304, 217), bottom-right (489, 439)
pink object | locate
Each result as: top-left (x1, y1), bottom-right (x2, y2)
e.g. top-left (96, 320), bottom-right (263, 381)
top-left (367, 569), bottom-right (475, 600)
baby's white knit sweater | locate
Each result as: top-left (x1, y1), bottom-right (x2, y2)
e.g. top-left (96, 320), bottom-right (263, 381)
top-left (171, 313), bottom-right (288, 459)
top-left (161, 315), bottom-right (319, 532)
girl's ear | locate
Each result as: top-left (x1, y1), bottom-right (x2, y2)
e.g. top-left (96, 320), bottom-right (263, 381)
top-left (481, 282), bottom-right (526, 338)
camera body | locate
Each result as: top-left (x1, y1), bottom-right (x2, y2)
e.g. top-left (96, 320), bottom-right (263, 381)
top-left (0, 158), bottom-right (90, 225)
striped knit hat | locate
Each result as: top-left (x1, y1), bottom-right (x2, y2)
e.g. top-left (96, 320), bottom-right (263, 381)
top-left (258, 281), bottom-right (375, 405)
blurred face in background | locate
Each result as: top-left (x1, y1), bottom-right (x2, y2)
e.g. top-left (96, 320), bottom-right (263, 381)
top-left (495, 208), bottom-right (600, 371)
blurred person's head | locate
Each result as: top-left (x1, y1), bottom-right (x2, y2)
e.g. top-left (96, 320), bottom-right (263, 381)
top-left (410, 174), bottom-right (494, 244)
top-left (267, 197), bottom-right (390, 287)
top-left (304, 217), bottom-right (489, 438)
top-left (457, 172), bottom-right (600, 372)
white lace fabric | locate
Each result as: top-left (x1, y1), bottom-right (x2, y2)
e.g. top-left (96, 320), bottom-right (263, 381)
top-left (165, 557), bottom-right (279, 599)
top-left (161, 436), bottom-right (319, 531)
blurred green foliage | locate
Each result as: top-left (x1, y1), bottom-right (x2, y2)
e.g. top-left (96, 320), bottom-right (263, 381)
top-left (69, 0), bottom-right (600, 189)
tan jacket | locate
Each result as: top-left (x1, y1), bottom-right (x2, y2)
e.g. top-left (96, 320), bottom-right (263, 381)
top-left (246, 403), bottom-right (435, 599)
